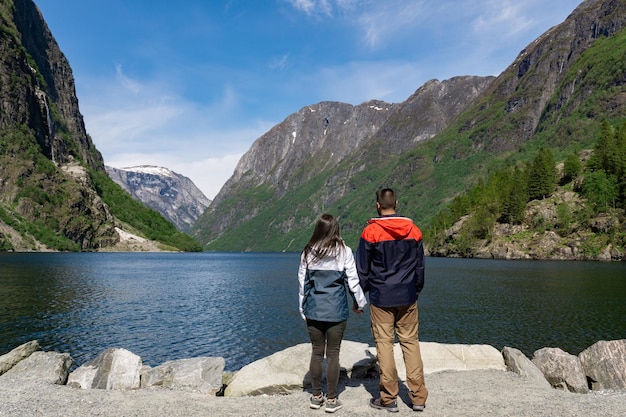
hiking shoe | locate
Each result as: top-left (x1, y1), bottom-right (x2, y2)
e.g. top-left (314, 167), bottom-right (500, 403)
top-left (412, 404), bottom-right (426, 412)
top-left (310, 393), bottom-right (325, 409)
top-left (325, 398), bottom-right (343, 413)
top-left (369, 398), bottom-right (399, 413)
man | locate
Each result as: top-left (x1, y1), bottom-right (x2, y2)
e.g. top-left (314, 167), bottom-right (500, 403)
top-left (356, 188), bottom-right (428, 413)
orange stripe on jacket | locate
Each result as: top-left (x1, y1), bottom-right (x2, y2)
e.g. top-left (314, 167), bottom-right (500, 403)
top-left (361, 216), bottom-right (423, 243)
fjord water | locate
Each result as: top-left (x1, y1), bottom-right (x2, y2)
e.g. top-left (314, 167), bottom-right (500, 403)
top-left (1, 252), bottom-right (625, 371)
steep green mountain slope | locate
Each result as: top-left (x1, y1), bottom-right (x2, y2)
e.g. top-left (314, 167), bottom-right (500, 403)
top-left (399, 24), bottom-right (626, 225)
top-left (0, 0), bottom-right (200, 252)
top-left (193, 0), bottom-right (626, 253)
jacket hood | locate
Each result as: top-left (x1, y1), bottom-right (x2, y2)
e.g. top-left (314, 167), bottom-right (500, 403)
top-left (367, 216), bottom-right (415, 240)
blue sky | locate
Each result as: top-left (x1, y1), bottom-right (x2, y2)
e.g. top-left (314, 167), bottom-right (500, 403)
top-left (35, 0), bottom-right (582, 199)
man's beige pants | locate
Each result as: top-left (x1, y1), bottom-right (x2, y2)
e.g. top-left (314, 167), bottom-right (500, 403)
top-left (370, 302), bottom-right (428, 406)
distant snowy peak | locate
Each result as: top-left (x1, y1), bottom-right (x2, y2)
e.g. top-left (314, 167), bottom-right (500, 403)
top-left (105, 165), bottom-right (210, 233)
top-left (118, 165), bottom-right (175, 178)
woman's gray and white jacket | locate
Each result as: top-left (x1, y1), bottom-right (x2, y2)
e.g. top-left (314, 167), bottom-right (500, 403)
top-left (298, 243), bottom-right (368, 322)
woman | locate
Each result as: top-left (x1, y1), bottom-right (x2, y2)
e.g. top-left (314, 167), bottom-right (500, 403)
top-left (298, 213), bottom-right (367, 413)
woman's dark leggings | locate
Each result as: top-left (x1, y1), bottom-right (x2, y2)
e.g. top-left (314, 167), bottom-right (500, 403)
top-left (306, 319), bottom-right (347, 399)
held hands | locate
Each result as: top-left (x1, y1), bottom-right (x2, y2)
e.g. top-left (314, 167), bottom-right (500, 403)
top-left (352, 302), bottom-right (364, 314)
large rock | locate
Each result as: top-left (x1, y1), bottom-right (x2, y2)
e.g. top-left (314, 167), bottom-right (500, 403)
top-left (0, 340), bottom-right (40, 375)
top-left (532, 347), bottom-right (588, 393)
top-left (579, 339), bottom-right (626, 391)
top-left (370, 342), bottom-right (506, 382)
top-left (501, 346), bottom-right (550, 388)
top-left (225, 340), bottom-right (505, 397)
top-left (67, 348), bottom-right (142, 390)
top-left (224, 341), bottom-right (375, 397)
top-left (224, 343), bottom-right (309, 397)
top-left (415, 342), bottom-right (505, 374)
top-left (1, 351), bottom-right (72, 385)
top-left (141, 357), bottom-right (225, 394)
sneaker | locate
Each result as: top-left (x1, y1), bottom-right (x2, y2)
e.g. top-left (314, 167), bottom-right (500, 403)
top-left (412, 404), bottom-right (426, 412)
top-left (369, 398), bottom-right (399, 413)
top-left (310, 393), bottom-right (325, 409)
top-left (325, 398), bottom-right (343, 413)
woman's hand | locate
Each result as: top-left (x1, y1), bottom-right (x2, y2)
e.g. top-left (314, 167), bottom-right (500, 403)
top-left (352, 303), bottom-right (364, 314)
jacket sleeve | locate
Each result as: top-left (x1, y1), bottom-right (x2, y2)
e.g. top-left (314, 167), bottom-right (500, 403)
top-left (343, 245), bottom-right (367, 309)
top-left (297, 253), bottom-right (307, 320)
top-left (355, 237), bottom-right (372, 293)
top-left (415, 239), bottom-right (425, 296)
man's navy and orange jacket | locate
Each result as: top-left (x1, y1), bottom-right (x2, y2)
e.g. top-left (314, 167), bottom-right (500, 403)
top-left (356, 214), bottom-right (425, 308)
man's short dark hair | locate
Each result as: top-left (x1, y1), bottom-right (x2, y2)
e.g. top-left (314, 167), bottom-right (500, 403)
top-left (376, 188), bottom-right (396, 210)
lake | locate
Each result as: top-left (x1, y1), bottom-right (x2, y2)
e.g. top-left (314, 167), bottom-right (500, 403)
top-left (1, 252), bottom-right (625, 371)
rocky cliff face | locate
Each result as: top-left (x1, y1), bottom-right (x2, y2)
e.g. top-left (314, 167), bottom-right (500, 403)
top-left (0, 0), bottom-right (119, 250)
top-left (365, 76), bottom-right (496, 155)
top-left (212, 101), bottom-right (396, 205)
top-left (193, 77), bottom-right (493, 248)
top-left (106, 166), bottom-right (210, 233)
top-left (7, 0), bottom-right (103, 169)
top-left (460, 0), bottom-right (626, 153)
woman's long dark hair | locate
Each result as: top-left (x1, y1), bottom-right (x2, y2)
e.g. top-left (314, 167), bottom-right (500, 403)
top-left (303, 213), bottom-right (343, 264)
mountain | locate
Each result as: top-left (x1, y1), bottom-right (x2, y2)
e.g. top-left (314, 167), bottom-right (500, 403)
top-left (191, 0), bottom-right (626, 252)
top-left (191, 77), bottom-right (494, 250)
top-left (105, 165), bottom-right (211, 233)
top-left (0, 0), bottom-right (200, 252)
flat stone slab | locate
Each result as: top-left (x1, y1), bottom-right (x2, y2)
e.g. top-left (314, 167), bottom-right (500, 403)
top-left (369, 342), bottom-right (506, 379)
top-left (225, 340), bottom-right (505, 396)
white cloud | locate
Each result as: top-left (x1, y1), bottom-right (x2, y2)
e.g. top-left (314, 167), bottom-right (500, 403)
top-left (115, 64), bottom-right (141, 94)
top-left (472, 0), bottom-right (533, 37)
top-left (269, 54), bottom-right (290, 72)
top-left (86, 104), bottom-right (181, 150)
top-left (292, 60), bottom-right (425, 104)
top-left (218, 84), bottom-right (238, 110)
top-left (354, 1), bottom-right (428, 50)
top-left (286, 0), bottom-right (333, 16)
top-left (179, 154), bottom-right (245, 200)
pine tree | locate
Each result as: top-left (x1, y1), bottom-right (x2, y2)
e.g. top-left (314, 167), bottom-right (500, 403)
top-left (501, 167), bottom-right (528, 224)
top-left (562, 153), bottom-right (582, 184)
top-left (615, 121), bottom-right (626, 207)
top-left (528, 148), bottom-right (556, 200)
top-left (582, 171), bottom-right (619, 212)
top-left (587, 120), bottom-right (626, 209)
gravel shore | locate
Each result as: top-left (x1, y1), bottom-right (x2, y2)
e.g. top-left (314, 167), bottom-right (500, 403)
top-left (1, 369), bottom-right (625, 417)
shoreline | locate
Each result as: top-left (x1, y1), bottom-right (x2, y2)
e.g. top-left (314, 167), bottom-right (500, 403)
top-left (1, 368), bottom-right (625, 417)
top-left (2, 340), bottom-right (626, 416)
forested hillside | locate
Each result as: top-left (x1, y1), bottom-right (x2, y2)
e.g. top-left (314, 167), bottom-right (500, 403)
top-left (427, 120), bottom-right (625, 260)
